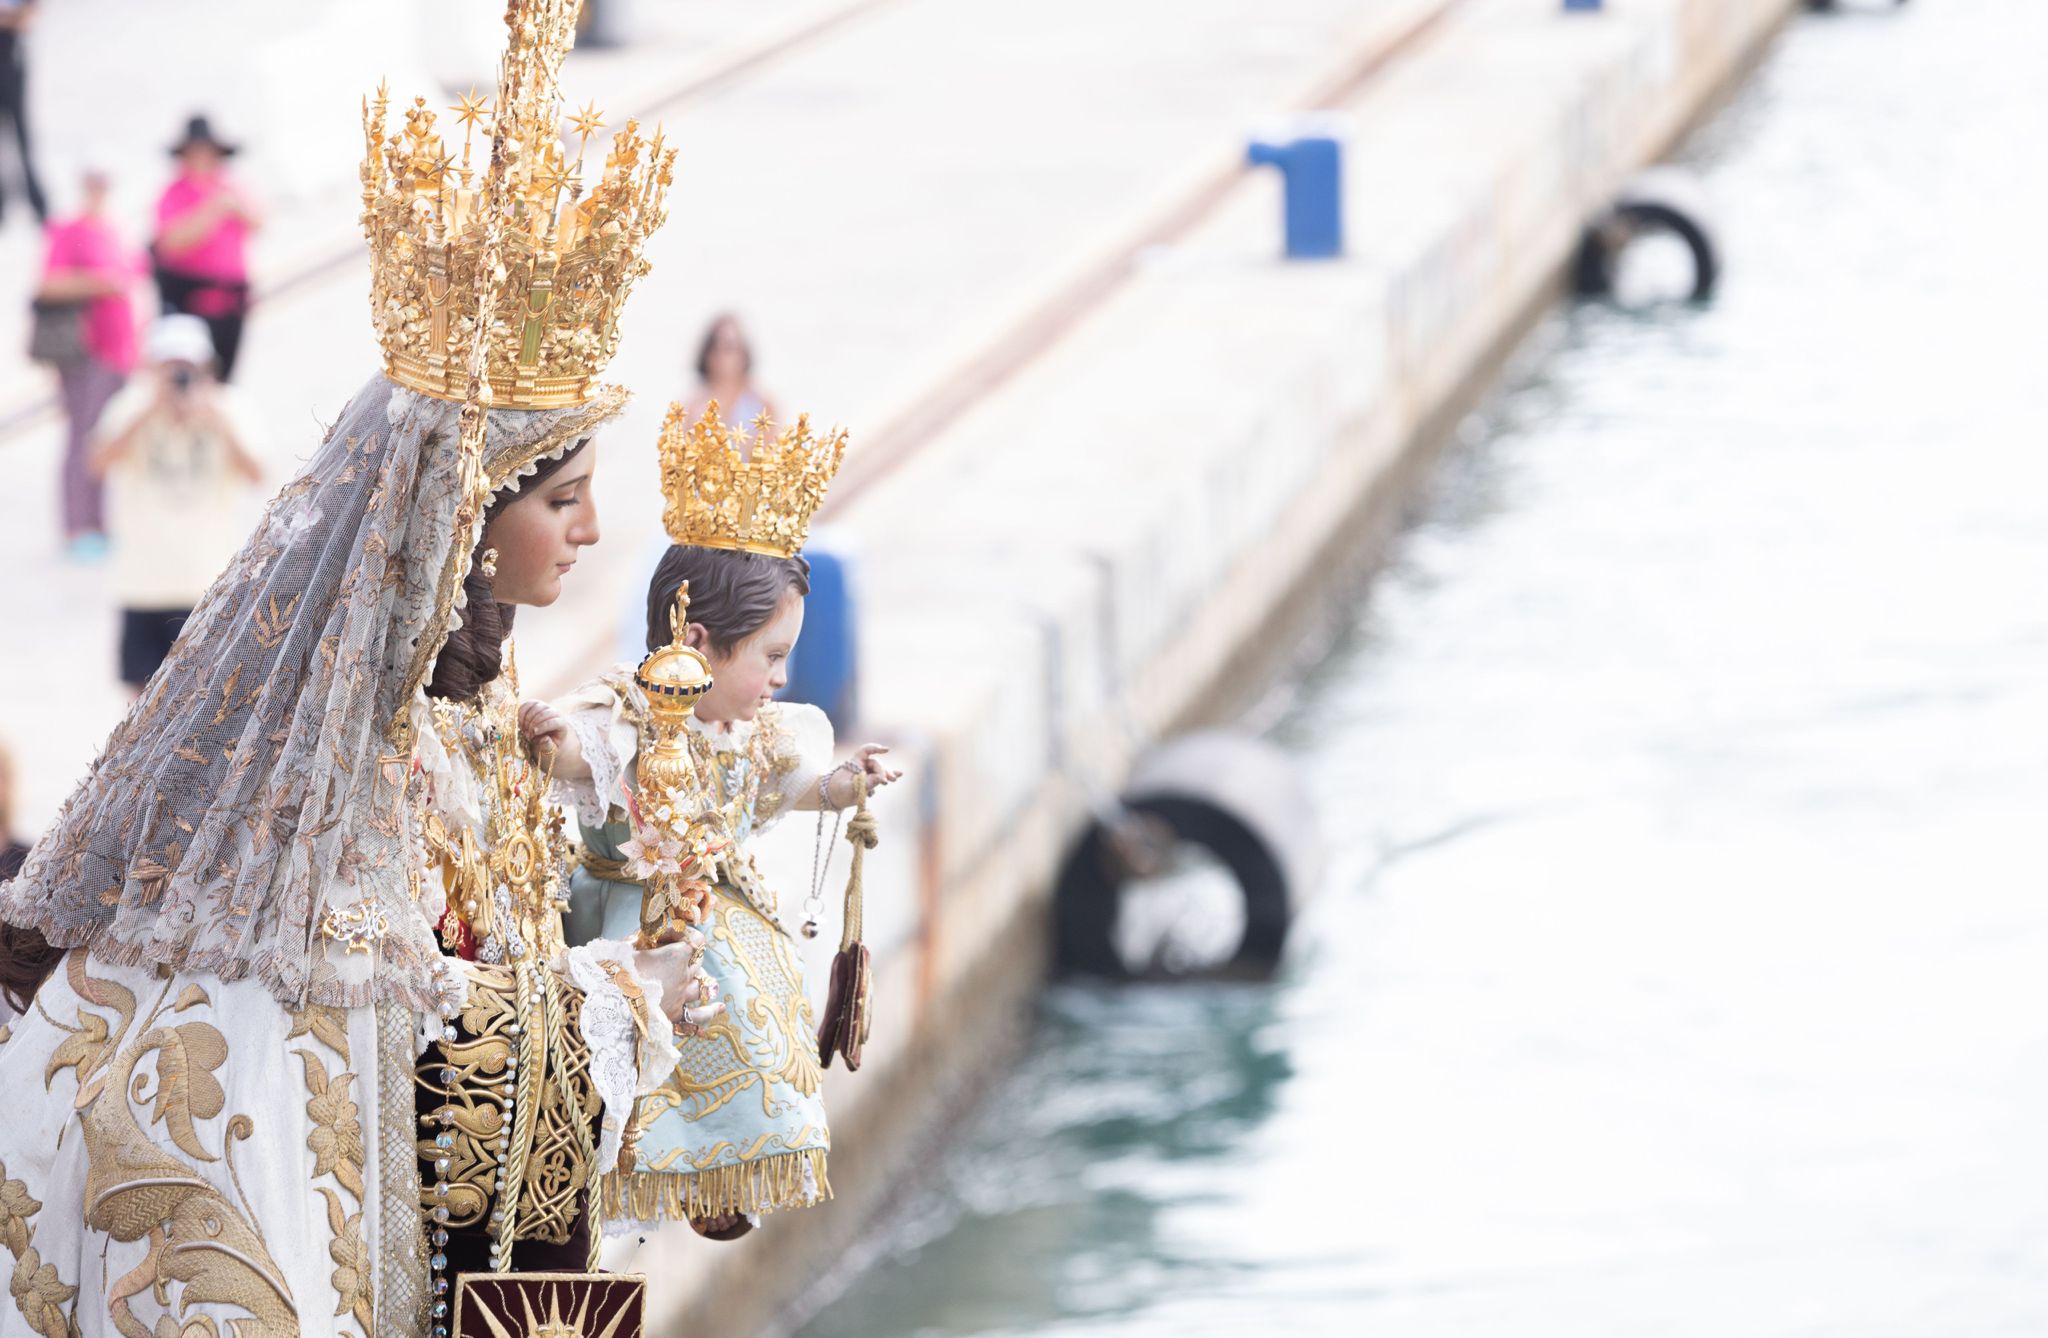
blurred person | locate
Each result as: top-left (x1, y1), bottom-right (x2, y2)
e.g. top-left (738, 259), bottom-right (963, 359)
top-left (681, 311), bottom-right (782, 432)
top-left (35, 160), bottom-right (141, 558)
top-left (151, 115), bottom-right (259, 379)
top-left (90, 313), bottom-right (262, 693)
top-left (615, 312), bottom-right (785, 661)
top-left (0, 1), bottom-right (47, 225)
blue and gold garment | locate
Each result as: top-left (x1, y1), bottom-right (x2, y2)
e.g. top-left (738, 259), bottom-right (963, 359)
top-left (557, 676), bottom-right (835, 1222)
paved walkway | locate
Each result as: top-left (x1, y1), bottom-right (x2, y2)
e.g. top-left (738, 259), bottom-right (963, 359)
top-left (0, 0), bottom-right (1432, 827)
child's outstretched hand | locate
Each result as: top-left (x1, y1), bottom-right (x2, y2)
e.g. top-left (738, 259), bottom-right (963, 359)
top-left (519, 700), bottom-right (591, 781)
top-left (831, 744), bottom-right (903, 808)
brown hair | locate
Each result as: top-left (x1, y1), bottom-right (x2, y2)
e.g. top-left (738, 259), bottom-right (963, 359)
top-left (427, 442), bottom-right (586, 702)
top-left (645, 545), bottom-right (810, 656)
top-left (0, 923), bottom-right (60, 1014)
top-left (0, 736), bottom-right (59, 1013)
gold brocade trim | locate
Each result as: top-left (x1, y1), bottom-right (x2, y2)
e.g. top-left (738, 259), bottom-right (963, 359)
top-left (579, 853), bottom-right (631, 883)
top-left (375, 1000), bottom-right (435, 1338)
top-left (385, 357), bottom-right (593, 412)
top-left (598, 1148), bottom-right (830, 1223)
top-left (639, 1124), bottom-right (826, 1174)
top-left (516, 966), bottom-right (600, 1246)
top-left (416, 962), bottom-right (599, 1246)
top-left (289, 1004), bottom-right (372, 1334)
top-left (417, 966), bottom-right (517, 1232)
top-left (0, 1159), bottom-right (78, 1338)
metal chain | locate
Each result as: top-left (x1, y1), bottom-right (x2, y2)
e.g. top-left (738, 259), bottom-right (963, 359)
top-left (803, 764), bottom-right (857, 937)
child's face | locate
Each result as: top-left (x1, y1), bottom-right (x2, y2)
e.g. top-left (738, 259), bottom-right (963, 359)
top-left (692, 586), bottom-right (804, 724)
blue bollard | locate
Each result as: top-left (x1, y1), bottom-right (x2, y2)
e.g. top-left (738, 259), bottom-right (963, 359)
top-left (1246, 133), bottom-right (1344, 260)
top-left (783, 540), bottom-right (859, 733)
top-left (579, 0), bottom-right (639, 47)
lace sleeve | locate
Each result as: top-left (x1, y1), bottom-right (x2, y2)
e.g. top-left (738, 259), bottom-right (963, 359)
top-left (561, 941), bottom-right (681, 1175)
top-left (554, 704), bottom-right (621, 829)
top-left (755, 701), bottom-right (836, 832)
top-left (545, 674), bottom-right (642, 829)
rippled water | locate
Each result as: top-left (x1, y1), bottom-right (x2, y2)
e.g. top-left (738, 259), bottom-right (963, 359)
top-left (795, 4), bottom-right (2048, 1334)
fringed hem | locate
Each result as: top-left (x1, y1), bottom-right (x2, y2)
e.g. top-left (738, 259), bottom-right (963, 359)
top-left (5, 917), bottom-right (460, 1015)
top-left (600, 1149), bottom-right (831, 1224)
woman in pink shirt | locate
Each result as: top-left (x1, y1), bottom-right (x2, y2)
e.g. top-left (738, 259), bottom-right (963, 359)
top-left (151, 115), bottom-right (259, 380)
top-left (37, 163), bottom-right (139, 556)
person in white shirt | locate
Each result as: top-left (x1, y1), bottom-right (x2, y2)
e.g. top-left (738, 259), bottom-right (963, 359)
top-left (89, 313), bottom-right (262, 691)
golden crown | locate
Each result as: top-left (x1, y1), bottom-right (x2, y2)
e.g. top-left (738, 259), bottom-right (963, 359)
top-left (359, 0), bottom-right (675, 410)
top-left (659, 401), bottom-right (849, 559)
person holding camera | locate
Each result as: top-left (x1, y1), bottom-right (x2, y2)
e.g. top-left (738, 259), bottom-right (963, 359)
top-left (89, 314), bottom-right (262, 692)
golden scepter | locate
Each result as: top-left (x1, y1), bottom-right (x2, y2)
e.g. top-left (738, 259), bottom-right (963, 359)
top-left (631, 582), bottom-right (724, 948)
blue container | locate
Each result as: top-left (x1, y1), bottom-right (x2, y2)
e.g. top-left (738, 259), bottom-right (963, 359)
top-left (1247, 133), bottom-right (1344, 260)
top-left (1562, 0), bottom-right (1604, 11)
top-left (783, 542), bottom-right (859, 732)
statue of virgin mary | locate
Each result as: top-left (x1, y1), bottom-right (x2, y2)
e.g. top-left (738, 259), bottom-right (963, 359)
top-left (0, 3), bottom-right (694, 1333)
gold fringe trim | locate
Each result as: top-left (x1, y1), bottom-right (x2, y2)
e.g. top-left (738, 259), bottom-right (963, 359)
top-left (600, 1149), bottom-right (831, 1224)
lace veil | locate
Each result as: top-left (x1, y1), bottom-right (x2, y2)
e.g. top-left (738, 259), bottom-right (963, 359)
top-left (0, 373), bottom-right (628, 1010)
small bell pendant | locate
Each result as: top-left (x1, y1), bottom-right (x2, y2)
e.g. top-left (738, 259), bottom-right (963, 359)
top-left (801, 918), bottom-right (821, 939)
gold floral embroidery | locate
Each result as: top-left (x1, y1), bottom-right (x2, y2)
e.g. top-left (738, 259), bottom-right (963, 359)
top-left (291, 1003), bottom-right (372, 1333)
top-left (7, 1244), bottom-right (76, 1338)
top-left (637, 890), bottom-right (822, 1131)
top-left (45, 958), bottom-right (299, 1337)
top-left (0, 1160), bottom-right (78, 1338)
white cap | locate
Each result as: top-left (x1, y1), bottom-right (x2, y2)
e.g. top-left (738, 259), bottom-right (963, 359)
top-left (145, 313), bottom-right (216, 366)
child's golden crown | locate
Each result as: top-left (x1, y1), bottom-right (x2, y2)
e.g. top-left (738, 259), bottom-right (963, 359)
top-left (359, 0), bottom-right (675, 410)
top-left (659, 401), bottom-right (849, 559)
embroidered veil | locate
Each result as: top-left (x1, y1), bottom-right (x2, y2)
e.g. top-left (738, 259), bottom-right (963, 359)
top-left (0, 376), bottom-right (629, 1011)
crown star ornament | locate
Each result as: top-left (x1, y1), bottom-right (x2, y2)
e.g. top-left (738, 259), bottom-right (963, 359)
top-left (659, 401), bottom-right (849, 558)
top-left (360, 0), bottom-right (676, 409)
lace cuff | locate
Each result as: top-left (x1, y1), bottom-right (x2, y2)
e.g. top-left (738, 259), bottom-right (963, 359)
top-left (757, 701), bottom-right (836, 832)
top-left (562, 941), bottom-right (681, 1175)
top-left (548, 676), bottom-right (643, 829)
top-left (551, 702), bottom-right (625, 828)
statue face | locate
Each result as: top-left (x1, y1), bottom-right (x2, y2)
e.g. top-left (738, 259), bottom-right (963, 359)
top-left (482, 443), bottom-right (602, 607)
top-left (689, 585), bottom-right (804, 724)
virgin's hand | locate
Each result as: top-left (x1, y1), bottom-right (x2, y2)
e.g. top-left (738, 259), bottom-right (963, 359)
top-left (519, 701), bottom-right (587, 779)
top-left (632, 943), bottom-right (723, 1027)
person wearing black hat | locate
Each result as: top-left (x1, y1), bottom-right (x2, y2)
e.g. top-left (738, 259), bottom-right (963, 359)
top-left (0, 1), bottom-right (50, 225)
top-left (150, 114), bottom-right (261, 379)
